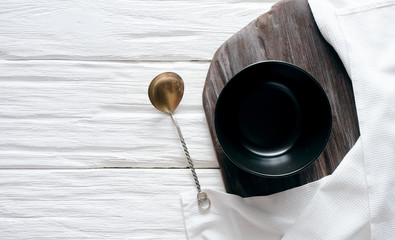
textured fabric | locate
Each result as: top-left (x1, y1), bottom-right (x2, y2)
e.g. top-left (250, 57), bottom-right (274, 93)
top-left (181, 0), bottom-right (395, 239)
top-left (310, 0), bottom-right (395, 238)
top-left (182, 140), bottom-right (370, 240)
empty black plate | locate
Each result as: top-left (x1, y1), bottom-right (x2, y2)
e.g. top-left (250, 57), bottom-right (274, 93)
top-left (214, 61), bottom-right (332, 177)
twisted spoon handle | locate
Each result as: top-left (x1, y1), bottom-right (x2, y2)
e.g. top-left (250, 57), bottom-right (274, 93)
top-left (170, 112), bottom-right (211, 210)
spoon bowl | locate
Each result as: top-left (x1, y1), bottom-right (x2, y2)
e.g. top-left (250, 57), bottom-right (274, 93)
top-left (148, 72), bottom-right (184, 114)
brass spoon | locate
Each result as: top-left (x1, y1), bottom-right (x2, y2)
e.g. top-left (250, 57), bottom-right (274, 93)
top-left (148, 72), bottom-right (211, 210)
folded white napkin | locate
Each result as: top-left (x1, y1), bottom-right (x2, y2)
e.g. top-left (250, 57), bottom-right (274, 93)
top-left (181, 0), bottom-right (395, 239)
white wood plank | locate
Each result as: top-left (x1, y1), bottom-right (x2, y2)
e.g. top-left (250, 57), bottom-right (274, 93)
top-left (0, 169), bottom-right (225, 239)
top-left (0, 0), bottom-right (275, 61)
top-left (0, 60), bottom-right (220, 169)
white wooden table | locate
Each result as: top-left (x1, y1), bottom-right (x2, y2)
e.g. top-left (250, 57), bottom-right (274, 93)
top-left (0, 1), bottom-right (277, 239)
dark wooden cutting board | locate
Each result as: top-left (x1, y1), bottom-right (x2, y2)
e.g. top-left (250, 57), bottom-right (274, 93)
top-left (202, 0), bottom-right (360, 197)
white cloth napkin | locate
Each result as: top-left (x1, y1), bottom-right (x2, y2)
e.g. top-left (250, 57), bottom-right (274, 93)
top-left (181, 0), bottom-right (395, 239)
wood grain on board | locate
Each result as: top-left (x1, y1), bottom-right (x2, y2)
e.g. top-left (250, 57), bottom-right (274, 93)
top-left (203, 0), bottom-right (360, 197)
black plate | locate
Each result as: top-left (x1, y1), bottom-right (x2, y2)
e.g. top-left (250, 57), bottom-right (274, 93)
top-left (214, 61), bottom-right (332, 177)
